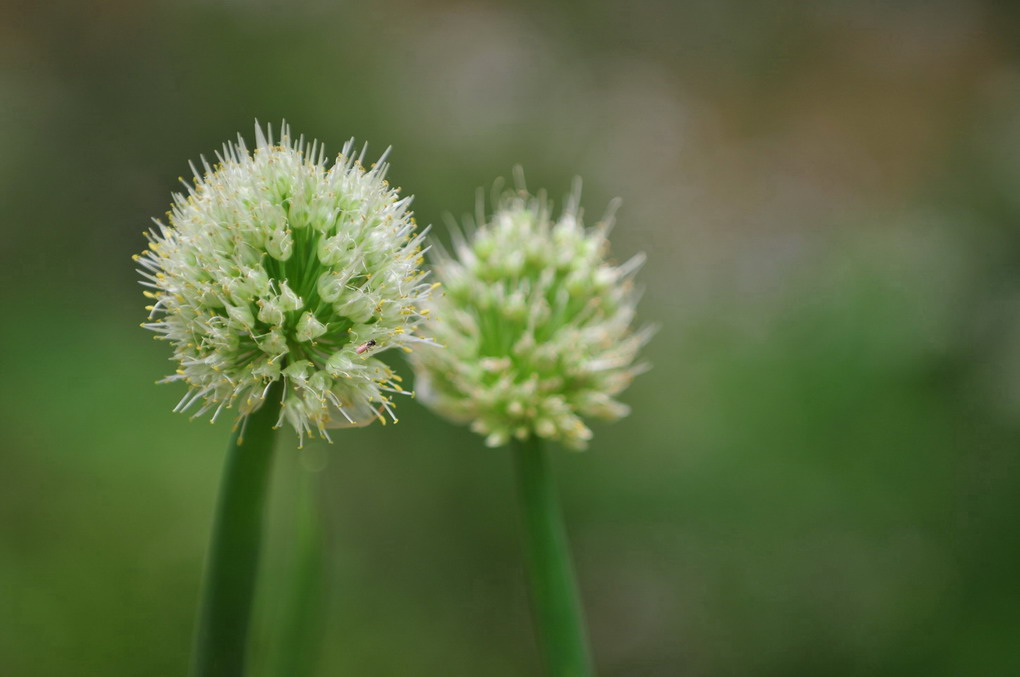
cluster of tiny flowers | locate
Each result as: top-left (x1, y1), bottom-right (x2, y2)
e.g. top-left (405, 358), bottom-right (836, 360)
top-left (136, 123), bottom-right (435, 443)
top-left (411, 180), bottom-right (652, 449)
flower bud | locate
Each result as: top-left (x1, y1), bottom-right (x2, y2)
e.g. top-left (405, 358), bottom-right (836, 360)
top-left (277, 280), bottom-right (303, 311)
top-left (257, 298), bottom-right (285, 326)
top-left (296, 312), bottom-right (327, 342)
top-left (266, 228), bottom-right (294, 261)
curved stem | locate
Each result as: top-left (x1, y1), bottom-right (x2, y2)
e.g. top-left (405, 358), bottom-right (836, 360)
top-left (513, 437), bottom-right (594, 677)
top-left (192, 380), bottom-right (283, 677)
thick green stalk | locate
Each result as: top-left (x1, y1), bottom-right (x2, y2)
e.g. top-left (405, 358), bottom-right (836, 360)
top-left (513, 437), bottom-right (594, 677)
top-left (269, 464), bottom-right (326, 677)
top-left (192, 380), bottom-right (283, 677)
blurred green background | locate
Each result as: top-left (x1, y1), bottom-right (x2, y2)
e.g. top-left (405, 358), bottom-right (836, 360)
top-left (3, 1), bottom-right (1020, 675)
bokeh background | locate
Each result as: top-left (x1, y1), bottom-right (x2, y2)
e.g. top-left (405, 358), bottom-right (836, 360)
top-left (3, 1), bottom-right (1020, 675)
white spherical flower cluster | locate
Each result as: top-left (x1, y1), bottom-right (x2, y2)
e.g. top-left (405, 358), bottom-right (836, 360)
top-left (136, 123), bottom-right (435, 443)
top-left (411, 178), bottom-right (652, 450)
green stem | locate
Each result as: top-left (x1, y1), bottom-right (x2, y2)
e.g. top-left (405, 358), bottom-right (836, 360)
top-left (512, 437), bottom-right (594, 677)
top-left (192, 380), bottom-right (283, 677)
top-left (270, 464), bottom-right (326, 677)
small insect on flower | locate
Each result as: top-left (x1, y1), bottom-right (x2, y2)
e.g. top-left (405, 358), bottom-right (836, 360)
top-left (355, 340), bottom-right (377, 355)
